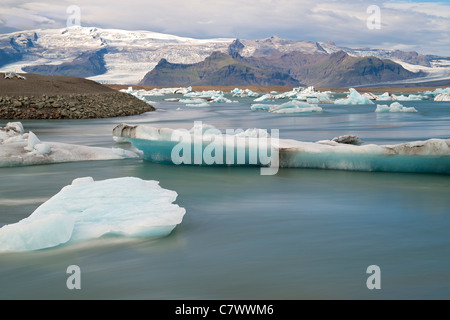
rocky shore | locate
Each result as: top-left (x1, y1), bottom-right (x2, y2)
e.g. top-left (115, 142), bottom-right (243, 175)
top-left (0, 92), bottom-right (155, 119)
top-left (0, 73), bottom-right (155, 120)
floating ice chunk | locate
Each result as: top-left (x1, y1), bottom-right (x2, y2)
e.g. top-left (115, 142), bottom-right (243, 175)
top-left (231, 88), bottom-right (259, 98)
top-left (0, 177), bottom-right (186, 252)
top-left (392, 94), bottom-right (427, 101)
top-left (375, 102), bottom-right (418, 113)
top-left (331, 135), bottom-right (362, 145)
top-left (0, 122), bottom-right (139, 167)
top-left (334, 88), bottom-right (374, 105)
top-left (376, 92), bottom-right (394, 101)
top-left (362, 92), bottom-right (378, 100)
top-left (434, 93), bottom-right (450, 101)
top-left (270, 100), bottom-right (323, 113)
top-left (423, 87), bottom-right (450, 95)
top-left (251, 101), bottom-right (322, 113)
top-left (25, 131), bottom-right (41, 151)
top-left (34, 143), bottom-right (51, 155)
top-left (253, 94), bottom-right (274, 102)
top-left (184, 90), bottom-right (224, 98)
top-left (250, 104), bottom-right (271, 111)
top-left (23, 131), bottom-right (52, 155)
top-left (6, 122), bottom-right (24, 134)
top-left (114, 123), bottom-right (450, 174)
top-left (121, 86), bottom-right (192, 96)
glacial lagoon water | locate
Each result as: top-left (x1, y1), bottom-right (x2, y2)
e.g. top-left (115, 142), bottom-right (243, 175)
top-left (1, 94), bottom-right (449, 299)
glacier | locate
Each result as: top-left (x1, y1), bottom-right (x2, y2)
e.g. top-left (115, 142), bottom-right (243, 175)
top-left (113, 123), bottom-right (450, 174)
top-left (0, 177), bottom-right (186, 252)
top-left (335, 88), bottom-right (374, 105)
top-left (375, 102), bottom-right (418, 113)
top-left (0, 122), bottom-right (139, 167)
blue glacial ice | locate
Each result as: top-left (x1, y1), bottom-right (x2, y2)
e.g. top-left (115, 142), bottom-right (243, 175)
top-left (113, 123), bottom-right (450, 174)
top-left (335, 88), bottom-right (374, 105)
top-left (0, 177), bottom-right (186, 252)
top-left (375, 102), bottom-right (418, 113)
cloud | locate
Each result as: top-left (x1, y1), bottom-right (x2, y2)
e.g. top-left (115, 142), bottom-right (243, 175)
top-left (0, 0), bottom-right (449, 56)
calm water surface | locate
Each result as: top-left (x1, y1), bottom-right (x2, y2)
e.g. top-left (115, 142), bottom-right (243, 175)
top-left (1, 95), bottom-right (449, 299)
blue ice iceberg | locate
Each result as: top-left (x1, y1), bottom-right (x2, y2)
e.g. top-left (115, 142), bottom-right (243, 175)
top-left (113, 123), bottom-right (450, 174)
top-left (0, 177), bottom-right (186, 252)
top-left (335, 88), bottom-right (374, 105)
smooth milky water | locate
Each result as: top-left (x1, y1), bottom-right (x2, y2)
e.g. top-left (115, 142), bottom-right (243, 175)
top-left (1, 95), bottom-right (449, 299)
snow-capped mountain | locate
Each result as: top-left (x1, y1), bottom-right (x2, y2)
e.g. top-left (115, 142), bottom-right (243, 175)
top-left (1, 26), bottom-right (449, 85)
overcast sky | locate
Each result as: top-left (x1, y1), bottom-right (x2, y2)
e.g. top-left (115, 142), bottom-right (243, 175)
top-left (1, 0), bottom-right (449, 56)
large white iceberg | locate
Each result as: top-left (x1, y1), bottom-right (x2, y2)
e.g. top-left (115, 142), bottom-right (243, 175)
top-left (375, 102), bottom-right (418, 113)
top-left (0, 122), bottom-right (139, 167)
top-left (334, 88), bottom-right (374, 105)
top-left (0, 177), bottom-right (186, 252)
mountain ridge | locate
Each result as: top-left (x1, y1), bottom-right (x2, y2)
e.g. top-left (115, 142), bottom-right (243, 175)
top-left (0, 26), bottom-right (447, 86)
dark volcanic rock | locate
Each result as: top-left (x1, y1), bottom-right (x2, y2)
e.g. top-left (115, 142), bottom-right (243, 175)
top-left (0, 74), bottom-right (155, 119)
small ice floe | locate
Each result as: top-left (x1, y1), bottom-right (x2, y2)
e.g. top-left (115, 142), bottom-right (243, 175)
top-left (0, 177), bottom-right (186, 252)
top-left (0, 122), bottom-right (139, 167)
top-left (250, 100), bottom-right (322, 113)
top-left (375, 102), bottom-right (418, 113)
top-left (434, 93), bottom-right (450, 102)
top-left (334, 88), bottom-right (374, 105)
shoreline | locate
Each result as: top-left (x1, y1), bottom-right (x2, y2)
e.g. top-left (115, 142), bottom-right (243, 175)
top-left (0, 74), bottom-right (155, 119)
top-left (106, 83), bottom-right (449, 94)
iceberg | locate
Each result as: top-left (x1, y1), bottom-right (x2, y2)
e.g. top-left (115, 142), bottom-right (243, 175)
top-left (269, 100), bottom-right (323, 114)
top-left (0, 177), bottom-right (186, 252)
top-left (231, 88), bottom-right (259, 98)
top-left (183, 90), bottom-right (235, 103)
top-left (376, 92), bottom-right (394, 101)
top-left (334, 88), bottom-right (374, 105)
top-left (423, 87), bottom-right (450, 95)
top-left (250, 100), bottom-right (322, 113)
top-left (0, 122), bottom-right (139, 167)
top-left (392, 94), bottom-right (427, 101)
top-left (375, 102), bottom-right (418, 113)
top-left (120, 86), bottom-right (193, 97)
top-left (113, 123), bottom-right (450, 174)
top-left (294, 86), bottom-right (333, 103)
top-left (434, 93), bottom-right (450, 101)
top-left (250, 104), bottom-right (272, 111)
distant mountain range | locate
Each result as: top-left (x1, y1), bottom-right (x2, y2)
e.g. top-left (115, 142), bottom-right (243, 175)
top-left (1, 27), bottom-right (449, 88)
